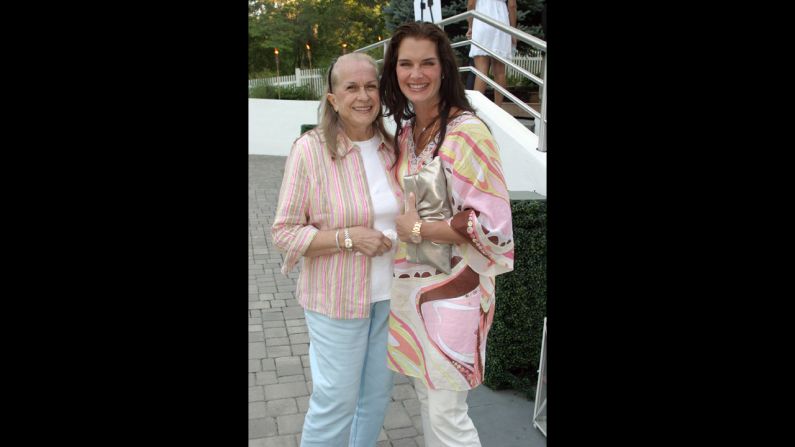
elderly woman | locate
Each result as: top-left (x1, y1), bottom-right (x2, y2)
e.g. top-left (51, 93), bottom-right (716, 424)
top-left (271, 52), bottom-right (400, 447)
top-left (380, 22), bottom-right (515, 446)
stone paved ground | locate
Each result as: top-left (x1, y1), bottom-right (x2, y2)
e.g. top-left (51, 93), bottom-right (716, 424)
top-left (249, 155), bottom-right (543, 447)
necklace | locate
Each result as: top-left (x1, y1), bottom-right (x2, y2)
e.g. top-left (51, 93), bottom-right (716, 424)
top-left (413, 115), bottom-right (439, 154)
top-left (417, 115), bottom-right (439, 138)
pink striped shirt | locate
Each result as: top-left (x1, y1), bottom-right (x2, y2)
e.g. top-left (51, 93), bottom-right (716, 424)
top-left (271, 128), bottom-right (401, 319)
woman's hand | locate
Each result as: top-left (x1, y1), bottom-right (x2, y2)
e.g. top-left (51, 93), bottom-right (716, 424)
top-left (348, 226), bottom-right (393, 257)
top-left (396, 192), bottom-right (421, 242)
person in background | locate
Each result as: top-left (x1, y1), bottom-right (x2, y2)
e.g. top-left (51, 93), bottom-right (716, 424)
top-left (466, 0), bottom-right (517, 106)
top-left (271, 52), bottom-right (400, 447)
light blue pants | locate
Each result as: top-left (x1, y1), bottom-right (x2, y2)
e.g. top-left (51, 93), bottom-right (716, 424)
top-left (301, 300), bottom-right (394, 447)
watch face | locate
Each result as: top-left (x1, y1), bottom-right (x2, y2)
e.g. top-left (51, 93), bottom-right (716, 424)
top-left (345, 238), bottom-right (353, 249)
top-left (410, 233), bottom-right (421, 244)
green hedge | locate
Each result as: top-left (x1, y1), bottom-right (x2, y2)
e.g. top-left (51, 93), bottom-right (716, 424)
top-left (249, 83), bottom-right (318, 100)
top-left (484, 199), bottom-right (547, 399)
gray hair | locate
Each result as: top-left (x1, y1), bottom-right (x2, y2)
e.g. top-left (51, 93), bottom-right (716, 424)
top-left (318, 53), bottom-right (392, 160)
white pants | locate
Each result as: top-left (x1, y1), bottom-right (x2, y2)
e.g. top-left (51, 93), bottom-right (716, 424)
top-left (413, 378), bottom-right (482, 447)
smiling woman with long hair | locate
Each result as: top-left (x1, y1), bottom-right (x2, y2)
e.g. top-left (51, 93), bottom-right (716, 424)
top-left (380, 22), bottom-right (515, 447)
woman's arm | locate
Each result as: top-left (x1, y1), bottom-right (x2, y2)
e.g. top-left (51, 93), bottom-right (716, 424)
top-left (271, 140), bottom-right (321, 273)
top-left (508, 0), bottom-right (518, 46)
top-left (305, 226), bottom-right (393, 258)
top-left (303, 229), bottom-right (343, 258)
top-left (395, 192), bottom-right (468, 245)
top-left (466, 0), bottom-right (477, 38)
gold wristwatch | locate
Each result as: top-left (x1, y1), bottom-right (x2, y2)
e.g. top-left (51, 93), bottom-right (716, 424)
top-left (410, 221), bottom-right (423, 244)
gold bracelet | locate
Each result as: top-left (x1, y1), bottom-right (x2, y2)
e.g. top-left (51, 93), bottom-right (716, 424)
top-left (410, 221), bottom-right (423, 244)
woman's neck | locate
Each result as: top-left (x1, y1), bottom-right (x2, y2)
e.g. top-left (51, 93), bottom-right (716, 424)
top-left (413, 101), bottom-right (441, 130)
top-left (343, 124), bottom-right (375, 142)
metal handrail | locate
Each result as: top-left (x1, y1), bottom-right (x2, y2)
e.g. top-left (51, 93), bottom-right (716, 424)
top-left (451, 40), bottom-right (543, 87)
top-left (354, 10), bottom-right (547, 152)
top-left (461, 66), bottom-right (540, 120)
top-left (438, 11), bottom-right (546, 52)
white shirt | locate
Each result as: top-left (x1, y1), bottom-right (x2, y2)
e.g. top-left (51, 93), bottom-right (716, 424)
top-left (355, 135), bottom-right (399, 303)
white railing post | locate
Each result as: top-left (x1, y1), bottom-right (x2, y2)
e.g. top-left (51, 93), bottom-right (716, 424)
top-left (537, 53), bottom-right (547, 152)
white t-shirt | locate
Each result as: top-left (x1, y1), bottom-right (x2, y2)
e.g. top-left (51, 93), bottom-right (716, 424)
top-left (355, 135), bottom-right (399, 303)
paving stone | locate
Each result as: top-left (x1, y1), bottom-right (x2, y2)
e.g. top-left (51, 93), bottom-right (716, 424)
top-left (265, 327), bottom-right (288, 338)
top-left (276, 413), bottom-right (305, 435)
top-left (249, 434), bottom-right (296, 447)
top-left (291, 343), bottom-right (308, 356)
top-left (248, 417), bottom-right (277, 438)
top-left (278, 375), bottom-right (306, 383)
top-left (264, 382), bottom-right (309, 400)
top-left (383, 402), bottom-right (413, 429)
top-left (266, 337), bottom-right (290, 346)
top-left (249, 332), bottom-right (265, 342)
top-left (249, 359), bottom-right (262, 373)
top-left (387, 427), bottom-right (418, 440)
top-left (249, 343), bottom-right (267, 359)
top-left (266, 398), bottom-right (297, 417)
top-left (255, 371), bottom-right (278, 385)
top-left (285, 319), bottom-right (305, 327)
top-left (249, 386), bottom-right (265, 402)
top-left (391, 438), bottom-right (419, 447)
top-left (282, 307), bottom-right (304, 319)
top-left (261, 358), bottom-right (276, 371)
top-left (275, 357), bottom-right (303, 376)
top-left (261, 311), bottom-right (285, 321)
top-left (249, 402), bottom-right (267, 418)
top-left (286, 325), bottom-right (308, 335)
top-left (391, 384), bottom-right (417, 400)
top-left (266, 346), bottom-right (292, 358)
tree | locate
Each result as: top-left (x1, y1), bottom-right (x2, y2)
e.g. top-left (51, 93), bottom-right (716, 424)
top-left (383, 0), bottom-right (544, 43)
top-left (249, 0), bottom-right (390, 77)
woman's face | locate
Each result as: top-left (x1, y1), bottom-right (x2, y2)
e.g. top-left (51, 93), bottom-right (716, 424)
top-left (327, 58), bottom-right (380, 136)
top-left (396, 37), bottom-right (442, 108)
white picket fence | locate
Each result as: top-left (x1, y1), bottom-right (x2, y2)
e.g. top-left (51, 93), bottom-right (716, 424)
top-left (506, 50), bottom-right (544, 79)
top-left (248, 67), bottom-right (327, 98)
top-left (248, 51), bottom-right (543, 97)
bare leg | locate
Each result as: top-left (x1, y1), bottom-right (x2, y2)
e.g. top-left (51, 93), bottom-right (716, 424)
top-left (492, 59), bottom-right (507, 106)
top-left (472, 56), bottom-right (491, 96)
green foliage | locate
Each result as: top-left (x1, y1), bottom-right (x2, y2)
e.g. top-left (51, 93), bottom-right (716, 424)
top-left (249, 1), bottom-right (390, 77)
top-left (383, 0), bottom-right (414, 33)
top-left (249, 83), bottom-right (319, 100)
top-left (484, 199), bottom-right (546, 399)
top-left (300, 124), bottom-right (318, 134)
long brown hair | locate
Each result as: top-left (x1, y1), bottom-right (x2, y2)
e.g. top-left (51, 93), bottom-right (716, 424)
top-left (380, 21), bottom-right (474, 160)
